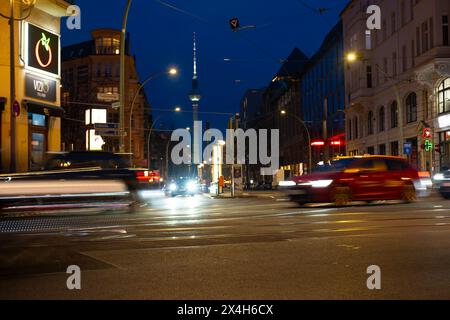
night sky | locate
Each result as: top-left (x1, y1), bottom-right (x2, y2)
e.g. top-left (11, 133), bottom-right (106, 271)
top-left (61, 0), bottom-right (349, 131)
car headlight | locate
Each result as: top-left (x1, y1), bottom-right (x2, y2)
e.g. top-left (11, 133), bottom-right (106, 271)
top-left (279, 181), bottom-right (296, 187)
top-left (434, 173), bottom-right (445, 181)
top-left (169, 183), bottom-right (177, 191)
top-left (187, 181), bottom-right (198, 192)
top-left (310, 180), bottom-right (333, 188)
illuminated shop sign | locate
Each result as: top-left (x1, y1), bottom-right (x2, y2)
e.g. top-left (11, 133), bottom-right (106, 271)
top-left (25, 73), bottom-right (56, 102)
top-left (25, 23), bottom-right (60, 76)
top-left (438, 114), bottom-right (450, 129)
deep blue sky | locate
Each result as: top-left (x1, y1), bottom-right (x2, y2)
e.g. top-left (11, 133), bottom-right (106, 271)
top-left (61, 0), bottom-right (349, 131)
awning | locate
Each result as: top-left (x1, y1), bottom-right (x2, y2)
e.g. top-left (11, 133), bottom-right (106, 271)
top-left (23, 100), bottom-right (64, 117)
top-left (0, 97), bottom-right (6, 112)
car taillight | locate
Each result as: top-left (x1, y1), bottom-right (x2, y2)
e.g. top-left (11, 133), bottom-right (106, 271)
top-left (135, 171), bottom-right (149, 182)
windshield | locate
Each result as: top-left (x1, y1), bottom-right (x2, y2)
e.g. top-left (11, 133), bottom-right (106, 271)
top-left (312, 158), bottom-right (359, 173)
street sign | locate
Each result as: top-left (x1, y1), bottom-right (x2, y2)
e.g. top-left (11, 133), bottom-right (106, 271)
top-left (94, 123), bottom-right (119, 129)
top-left (229, 18), bottom-right (240, 31)
top-left (111, 102), bottom-right (120, 109)
top-left (95, 129), bottom-right (120, 137)
top-left (403, 142), bottom-right (412, 155)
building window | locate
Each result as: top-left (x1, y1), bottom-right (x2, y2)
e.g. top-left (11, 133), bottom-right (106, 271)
top-left (443, 16), bottom-right (449, 46)
top-left (379, 144), bottom-right (386, 155)
top-left (354, 117), bottom-right (358, 139)
top-left (379, 107), bottom-right (385, 132)
top-left (392, 52), bottom-right (397, 77)
top-left (416, 27), bottom-right (421, 55)
top-left (430, 17), bottom-right (434, 48)
top-left (391, 12), bottom-right (396, 35)
top-left (406, 92), bottom-right (417, 123)
top-left (367, 146), bottom-right (375, 155)
top-left (402, 45), bottom-right (407, 72)
top-left (368, 111), bottom-right (374, 135)
top-left (438, 78), bottom-right (450, 114)
top-left (348, 119), bottom-right (352, 140)
top-left (421, 21), bottom-right (429, 53)
top-left (411, 40), bottom-right (415, 66)
top-left (401, 1), bottom-right (406, 26)
top-left (391, 101), bottom-right (398, 128)
top-left (423, 90), bottom-right (429, 119)
top-left (391, 141), bottom-right (399, 156)
top-left (366, 65), bottom-right (372, 88)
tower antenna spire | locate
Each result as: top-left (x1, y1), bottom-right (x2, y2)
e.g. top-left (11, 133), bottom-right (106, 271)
top-left (193, 32), bottom-right (197, 79)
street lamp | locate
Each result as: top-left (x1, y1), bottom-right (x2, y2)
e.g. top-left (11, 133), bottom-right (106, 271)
top-left (280, 110), bottom-right (312, 173)
top-left (129, 67), bottom-right (178, 165)
top-left (119, 0), bottom-right (133, 153)
top-left (345, 51), bottom-right (404, 157)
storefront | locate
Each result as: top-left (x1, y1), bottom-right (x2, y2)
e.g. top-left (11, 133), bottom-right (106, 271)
top-left (21, 21), bottom-right (62, 171)
top-left (436, 78), bottom-right (450, 171)
top-left (438, 130), bottom-right (450, 170)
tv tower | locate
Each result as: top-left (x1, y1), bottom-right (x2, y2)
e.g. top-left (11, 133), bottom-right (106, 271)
top-left (188, 33), bottom-right (202, 177)
top-left (188, 32), bottom-right (201, 124)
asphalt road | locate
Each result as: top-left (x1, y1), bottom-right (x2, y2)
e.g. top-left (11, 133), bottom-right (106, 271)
top-left (1, 190), bottom-right (450, 299)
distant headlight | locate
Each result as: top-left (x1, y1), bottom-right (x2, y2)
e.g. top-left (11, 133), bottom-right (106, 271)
top-left (187, 181), bottom-right (198, 192)
top-left (310, 180), bottom-right (333, 188)
top-left (169, 183), bottom-right (177, 191)
top-left (434, 173), bottom-right (445, 181)
top-left (279, 181), bottom-right (296, 187)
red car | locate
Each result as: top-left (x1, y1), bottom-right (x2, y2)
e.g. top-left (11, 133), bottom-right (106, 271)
top-left (284, 156), bottom-right (420, 206)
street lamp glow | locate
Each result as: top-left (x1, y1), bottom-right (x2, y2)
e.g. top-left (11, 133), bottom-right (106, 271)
top-left (174, 106), bottom-right (181, 112)
top-left (280, 110), bottom-right (286, 115)
top-left (168, 68), bottom-right (178, 75)
top-left (346, 52), bottom-right (358, 63)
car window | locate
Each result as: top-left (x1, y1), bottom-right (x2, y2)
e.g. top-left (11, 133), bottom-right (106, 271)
top-left (347, 159), bottom-right (388, 172)
top-left (386, 159), bottom-right (408, 171)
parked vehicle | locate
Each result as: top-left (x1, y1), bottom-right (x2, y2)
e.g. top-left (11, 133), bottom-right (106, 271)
top-left (281, 156), bottom-right (421, 206)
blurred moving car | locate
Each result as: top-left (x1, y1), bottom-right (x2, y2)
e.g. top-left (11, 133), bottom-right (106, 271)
top-left (164, 177), bottom-right (199, 197)
top-left (433, 168), bottom-right (450, 199)
top-left (0, 151), bottom-right (144, 211)
top-left (280, 156), bottom-right (421, 206)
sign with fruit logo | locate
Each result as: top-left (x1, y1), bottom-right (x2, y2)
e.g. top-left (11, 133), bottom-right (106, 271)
top-left (26, 23), bottom-right (59, 75)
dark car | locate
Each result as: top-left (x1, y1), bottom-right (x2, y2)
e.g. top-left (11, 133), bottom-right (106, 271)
top-left (164, 177), bottom-right (199, 197)
top-left (0, 151), bottom-right (143, 211)
top-left (434, 169), bottom-right (450, 199)
top-left (282, 156), bottom-right (420, 206)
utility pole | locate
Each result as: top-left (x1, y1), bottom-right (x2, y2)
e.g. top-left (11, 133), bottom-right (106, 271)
top-left (119, 0), bottom-right (132, 153)
top-left (323, 98), bottom-right (328, 163)
top-left (9, 0), bottom-right (16, 173)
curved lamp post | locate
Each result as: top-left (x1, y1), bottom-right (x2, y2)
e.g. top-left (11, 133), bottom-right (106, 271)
top-left (129, 68), bottom-right (177, 165)
top-left (146, 107), bottom-right (181, 171)
top-left (345, 51), bottom-right (404, 157)
top-left (280, 110), bottom-right (312, 173)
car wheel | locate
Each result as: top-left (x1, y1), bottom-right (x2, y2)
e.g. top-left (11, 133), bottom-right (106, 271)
top-left (333, 186), bottom-right (351, 207)
top-left (401, 184), bottom-right (416, 203)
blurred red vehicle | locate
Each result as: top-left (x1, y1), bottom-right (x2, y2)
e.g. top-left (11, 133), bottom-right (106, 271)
top-left (283, 156), bottom-right (421, 206)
